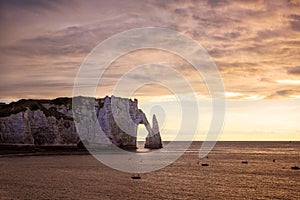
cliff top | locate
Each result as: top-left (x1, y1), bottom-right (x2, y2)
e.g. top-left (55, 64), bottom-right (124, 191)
top-left (0, 96), bottom-right (138, 119)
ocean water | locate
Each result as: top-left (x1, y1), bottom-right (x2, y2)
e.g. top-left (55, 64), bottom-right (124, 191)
top-left (0, 142), bottom-right (299, 199)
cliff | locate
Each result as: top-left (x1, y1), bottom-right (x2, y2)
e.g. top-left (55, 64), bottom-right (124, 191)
top-left (0, 96), bottom-right (162, 149)
top-left (145, 114), bottom-right (163, 149)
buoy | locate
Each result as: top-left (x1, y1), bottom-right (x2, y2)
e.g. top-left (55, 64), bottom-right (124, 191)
top-left (201, 163), bottom-right (209, 166)
top-left (241, 161), bottom-right (248, 164)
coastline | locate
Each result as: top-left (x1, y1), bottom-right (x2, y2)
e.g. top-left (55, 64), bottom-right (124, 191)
top-left (0, 144), bottom-right (89, 157)
top-left (1, 141), bottom-right (299, 157)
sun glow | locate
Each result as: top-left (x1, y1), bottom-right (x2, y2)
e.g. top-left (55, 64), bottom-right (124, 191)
top-left (276, 80), bottom-right (300, 84)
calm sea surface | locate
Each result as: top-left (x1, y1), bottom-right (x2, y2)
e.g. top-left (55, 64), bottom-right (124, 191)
top-left (0, 142), bottom-right (299, 199)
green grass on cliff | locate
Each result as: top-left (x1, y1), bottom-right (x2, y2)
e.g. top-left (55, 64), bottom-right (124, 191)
top-left (0, 98), bottom-right (73, 120)
top-left (0, 96), bottom-right (128, 119)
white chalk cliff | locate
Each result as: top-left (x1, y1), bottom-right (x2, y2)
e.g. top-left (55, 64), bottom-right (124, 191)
top-left (144, 114), bottom-right (163, 149)
top-left (0, 96), bottom-right (162, 149)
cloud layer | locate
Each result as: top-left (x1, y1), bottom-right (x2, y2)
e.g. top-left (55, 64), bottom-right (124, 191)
top-left (0, 0), bottom-right (300, 101)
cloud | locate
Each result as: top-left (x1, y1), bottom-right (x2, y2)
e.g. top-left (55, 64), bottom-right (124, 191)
top-left (0, 25), bottom-right (98, 57)
top-left (205, 0), bottom-right (229, 8)
top-left (0, 0), bottom-right (63, 12)
top-left (289, 14), bottom-right (300, 31)
top-left (276, 80), bottom-right (300, 84)
top-left (267, 89), bottom-right (300, 99)
top-left (0, 0), bottom-right (300, 101)
top-left (286, 66), bottom-right (300, 75)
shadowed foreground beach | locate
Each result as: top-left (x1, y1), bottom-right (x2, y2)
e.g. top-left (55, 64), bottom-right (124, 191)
top-left (0, 142), bottom-right (299, 199)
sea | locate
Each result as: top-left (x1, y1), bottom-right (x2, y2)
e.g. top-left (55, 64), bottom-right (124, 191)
top-left (0, 141), bottom-right (299, 200)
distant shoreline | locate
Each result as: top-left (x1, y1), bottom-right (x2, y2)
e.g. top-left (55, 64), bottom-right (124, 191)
top-left (1, 141), bottom-right (298, 157)
top-left (0, 144), bottom-right (89, 157)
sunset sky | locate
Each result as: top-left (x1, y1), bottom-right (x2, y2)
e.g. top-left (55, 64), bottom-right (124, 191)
top-left (0, 0), bottom-right (299, 141)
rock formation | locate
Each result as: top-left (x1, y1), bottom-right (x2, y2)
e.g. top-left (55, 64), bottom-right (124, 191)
top-left (0, 98), bottom-right (76, 145)
top-left (144, 114), bottom-right (163, 149)
top-left (0, 96), bottom-right (163, 149)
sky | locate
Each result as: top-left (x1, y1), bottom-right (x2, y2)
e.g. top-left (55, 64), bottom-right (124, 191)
top-left (0, 0), bottom-right (299, 141)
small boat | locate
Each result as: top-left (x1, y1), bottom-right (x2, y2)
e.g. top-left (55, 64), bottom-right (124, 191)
top-left (241, 161), bottom-right (248, 164)
top-left (291, 166), bottom-right (299, 170)
top-left (201, 163), bottom-right (209, 166)
top-left (131, 174), bottom-right (141, 179)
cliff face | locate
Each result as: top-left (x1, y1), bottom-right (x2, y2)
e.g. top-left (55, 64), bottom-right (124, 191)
top-left (72, 96), bottom-right (150, 148)
top-left (0, 96), bottom-right (162, 149)
top-left (0, 98), bottom-right (76, 145)
top-left (145, 114), bottom-right (163, 149)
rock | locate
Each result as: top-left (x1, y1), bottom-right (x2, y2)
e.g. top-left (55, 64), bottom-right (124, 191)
top-left (144, 114), bottom-right (163, 149)
top-left (77, 139), bottom-right (89, 150)
top-left (0, 96), bottom-right (163, 149)
top-left (95, 96), bottom-right (141, 148)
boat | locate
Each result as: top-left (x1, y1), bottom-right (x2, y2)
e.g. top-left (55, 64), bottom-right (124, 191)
top-left (131, 174), bottom-right (141, 179)
top-left (291, 166), bottom-right (299, 170)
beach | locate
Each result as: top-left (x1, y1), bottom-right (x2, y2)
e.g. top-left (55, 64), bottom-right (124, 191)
top-left (0, 142), bottom-right (299, 199)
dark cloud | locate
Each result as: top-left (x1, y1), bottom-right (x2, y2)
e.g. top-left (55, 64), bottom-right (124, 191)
top-left (289, 14), bottom-right (300, 31)
top-left (0, 0), bottom-right (72, 12)
top-left (1, 81), bottom-right (74, 90)
top-left (0, 25), bottom-right (99, 57)
top-left (287, 0), bottom-right (300, 6)
top-left (218, 61), bottom-right (259, 68)
top-left (224, 32), bottom-right (241, 39)
top-left (290, 20), bottom-right (300, 31)
top-left (0, 0), bottom-right (53, 9)
top-left (286, 66), bottom-right (300, 75)
top-left (205, 0), bottom-right (228, 8)
top-left (0, 78), bottom-right (76, 100)
top-left (1, 42), bottom-right (92, 57)
top-left (174, 8), bottom-right (186, 15)
top-left (255, 29), bottom-right (282, 41)
top-left (0, 1), bottom-right (177, 57)
top-left (208, 48), bottom-right (225, 58)
top-left (290, 14), bottom-right (300, 21)
top-left (267, 89), bottom-right (300, 99)
top-left (277, 90), bottom-right (294, 96)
